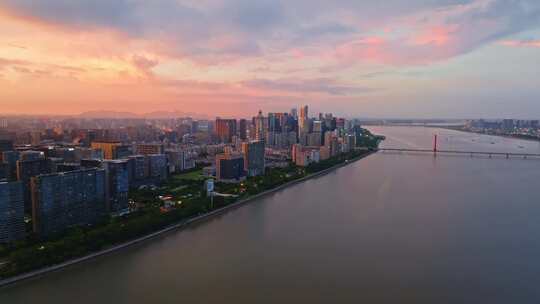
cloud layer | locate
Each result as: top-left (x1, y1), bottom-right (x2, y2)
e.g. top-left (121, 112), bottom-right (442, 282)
top-left (1, 0), bottom-right (540, 117)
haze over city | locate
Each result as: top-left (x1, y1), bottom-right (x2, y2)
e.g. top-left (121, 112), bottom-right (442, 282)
top-left (1, 0), bottom-right (540, 118)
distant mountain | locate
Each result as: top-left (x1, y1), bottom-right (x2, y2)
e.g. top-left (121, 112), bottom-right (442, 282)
top-left (78, 111), bottom-right (140, 119)
top-left (143, 111), bottom-right (211, 120)
top-left (78, 110), bottom-right (211, 120)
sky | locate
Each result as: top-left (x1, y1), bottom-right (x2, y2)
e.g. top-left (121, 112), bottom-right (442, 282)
top-left (0, 0), bottom-right (539, 119)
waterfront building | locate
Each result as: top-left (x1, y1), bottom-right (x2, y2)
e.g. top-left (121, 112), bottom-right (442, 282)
top-left (146, 154), bottom-right (168, 182)
top-left (320, 146), bottom-right (331, 160)
top-left (31, 169), bottom-right (106, 238)
top-left (293, 146), bottom-right (320, 167)
top-left (343, 134), bottom-right (356, 153)
top-left (17, 158), bottom-right (53, 211)
top-left (216, 152), bottom-right (245, 182)
top-left (126, 155), bottom-right (147, 184)
top-left (242, 141), bottom-right (265, 177)
top-left (0, 181), bottom-right (25, 243)
top-left (102, 160), bottom-right (129, 214)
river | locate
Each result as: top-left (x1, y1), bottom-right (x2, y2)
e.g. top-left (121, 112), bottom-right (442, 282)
top-left (2, 126), bottom-right (540, 303)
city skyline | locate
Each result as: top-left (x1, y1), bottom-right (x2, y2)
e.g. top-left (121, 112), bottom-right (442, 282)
top-left (1, 1), bottom-right (540, 118)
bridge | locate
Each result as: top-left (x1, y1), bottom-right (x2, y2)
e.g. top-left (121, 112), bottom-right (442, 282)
top-left (376, 135), bottom-right (540, 159)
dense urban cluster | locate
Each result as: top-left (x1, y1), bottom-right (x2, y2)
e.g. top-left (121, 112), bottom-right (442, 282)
top-left (460, 119), bottom-right (540, 140)
top-left (0, 106), bottom-right (381, 278)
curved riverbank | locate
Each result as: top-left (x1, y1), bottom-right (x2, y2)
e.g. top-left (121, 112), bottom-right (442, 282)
top-left (0, 150), bottom-right (375, 288)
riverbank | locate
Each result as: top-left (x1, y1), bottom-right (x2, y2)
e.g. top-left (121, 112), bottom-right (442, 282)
top-left (0, 150), bottom-right (376, 288)
top-left (439, 126), bottom-right (540, 143)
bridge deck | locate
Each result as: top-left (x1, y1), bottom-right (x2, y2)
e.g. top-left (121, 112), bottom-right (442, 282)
top-left (377, 148), bottom-right (540, 157)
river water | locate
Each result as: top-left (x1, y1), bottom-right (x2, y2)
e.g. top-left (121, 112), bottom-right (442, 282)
top-left (2, 126), bottom-right (540, 303)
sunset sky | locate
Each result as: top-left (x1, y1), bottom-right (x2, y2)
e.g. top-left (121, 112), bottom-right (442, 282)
top-left (0, 0), bottom-right (539, 118)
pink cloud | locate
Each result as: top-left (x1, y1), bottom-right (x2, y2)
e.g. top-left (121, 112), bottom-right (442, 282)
top-left (412, 25), bottom-right (458, 46)
top-left (500, 40), bottom-right (540, 48)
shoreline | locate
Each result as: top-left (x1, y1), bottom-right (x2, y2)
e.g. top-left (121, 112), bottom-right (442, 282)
top-left (0, 150), bottom-right (376, 288)
top-left (437, 126), bottom-right (540, 143)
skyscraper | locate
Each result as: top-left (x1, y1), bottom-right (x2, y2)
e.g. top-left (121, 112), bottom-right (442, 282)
top-left (215, 118), bottom-right (237, 143)
top-left (299, 105), bottom-right (309, 135)
top-left (253, 111), bottom-right (266, 141)
top-left (239, 119), bottom-right (248, 140)
top-left (0, 181), bottom-right (25, 243)
top-left (290, 108), bottom-right (298, 119)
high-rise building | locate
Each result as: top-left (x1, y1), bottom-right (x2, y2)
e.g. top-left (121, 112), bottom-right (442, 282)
top-left (239, 119), bottom-right (248, 140)
top-left (0, 181), bottom-right (25, 243)
top-left (91, 141), bottom-right (130, 160)
top-left (0, 140), bottom-right (13, 152)
top-left (146, 154), bottom-right (168, 181)
top-left (17, 158), bottom-right (53, 211)
top-left (290, 108), bottom-right (298, 119)
top-left (242, 141), bottom-right (265, 177)
top-left (299, 105), bottom-right (309, 135)
top-left (126, 155), bottom-right (147, 183)
top-left (216, 152), bottom-right (245, 182)
top-left (253, 111), bottom-right (266, 141)
top-left (307, 132), bottom-right (322, 147)
top-left (313, 120), bottom-right (323, 133)
top-left (31, 169), bottom-right (106, 238)
top-left (2, 150), bottom-right (19, 180)
top-left (102, 160), bottom-right (129, 214)
top-left (215, 119), bottom-right (237, 143)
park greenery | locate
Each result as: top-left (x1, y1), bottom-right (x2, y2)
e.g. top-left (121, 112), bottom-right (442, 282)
top-left (0, 132), bottom-right (381, 280)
